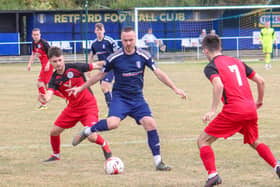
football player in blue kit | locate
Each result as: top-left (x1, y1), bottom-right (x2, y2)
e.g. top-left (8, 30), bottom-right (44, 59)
top-left (67, 27), bottom-right (186, 171)
top-left (89, 23), bottom-right (119, 108)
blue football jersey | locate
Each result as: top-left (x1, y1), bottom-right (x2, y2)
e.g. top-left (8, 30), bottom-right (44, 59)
top-left (91, 35), bottom-right (118, 61)
top-left (103, 47), bottom-right (157, 98)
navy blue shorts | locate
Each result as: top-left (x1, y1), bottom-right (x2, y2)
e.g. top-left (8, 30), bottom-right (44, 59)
top-left (108, 95), bottom-right (152, 124)
top-left (102, 70), bottom-right (114, 83)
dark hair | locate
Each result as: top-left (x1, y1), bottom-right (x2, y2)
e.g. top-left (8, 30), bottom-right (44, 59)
top-left (122, 26), bottom-right (134, 33)
top-left (48, 47), bottom-right (62, 58)
top-left (202, 35), bottom-right (221, 52)
top-left (32, 28), bottom-right (40, 32)
top-left (95, 23), bottom-right (104, 30)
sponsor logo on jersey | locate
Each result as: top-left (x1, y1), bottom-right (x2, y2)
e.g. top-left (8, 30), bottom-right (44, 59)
top-left (67, 71), bottom-right (74, 79)
top-left (122, 70), bottom-right (143, 77)
top-left (136, 61), bottom-right (141, 69)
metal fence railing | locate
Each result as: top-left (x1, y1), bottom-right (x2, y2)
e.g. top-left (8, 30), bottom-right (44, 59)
top-left (0, 36), bottom-right (278, 63)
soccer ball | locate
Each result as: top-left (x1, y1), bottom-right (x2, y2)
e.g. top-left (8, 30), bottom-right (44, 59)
top-left (104, 157), bottom-right (124, 175)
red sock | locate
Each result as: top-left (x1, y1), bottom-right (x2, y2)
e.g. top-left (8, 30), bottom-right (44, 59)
top-left (38, 86), bottom-right (46, 94)
top-left (256, 143), bottom-right (277, 168)
top-left (51, 135), bottom-right (60, 155)
top-left (95, 134), bottom-right (111, 153)
top-left (200, 146), bottom-right (216, 174)
top-left (38, 86), bottom-right (46, 105)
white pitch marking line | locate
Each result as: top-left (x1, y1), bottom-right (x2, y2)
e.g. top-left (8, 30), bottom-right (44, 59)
top-left (0, 134), bottom-right (278, 151)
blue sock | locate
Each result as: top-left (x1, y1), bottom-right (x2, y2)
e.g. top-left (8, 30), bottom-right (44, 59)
top-left (90, 119), bottom-right (109, 132)
top-left (147, 130), bottom-right (160, 156)
top-left (104, 92), bottom-right (112, 108)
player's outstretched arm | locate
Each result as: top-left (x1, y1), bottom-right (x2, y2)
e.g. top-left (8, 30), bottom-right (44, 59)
top-left (89, 53), bottom-right (94, 64)
top-left (27, 53), bottom-right (35, 71)
top-left (86, 55), bottom-right (100, 78)
top-left (153, 68), bottom-right (187, 99)
top-left (250, 73), bottom-right (265, 109)
top-left (202, 77), bottom-right (223, 123)
top-left (67, 70), bottom-right (106, 96)
top-left (44, 61), bottom-right (50, 72)
top-left (92, 60), bottom-right (105, 70)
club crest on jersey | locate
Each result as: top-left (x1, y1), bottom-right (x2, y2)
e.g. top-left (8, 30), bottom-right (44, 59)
top-left (103, 44), bottom-right (105, 49)
top-left (67, 71), bottom-right (74, 79)
top-left (38, 44), bottom-right (41, 48)
top-left (136, 61), bottom-right (141, 69)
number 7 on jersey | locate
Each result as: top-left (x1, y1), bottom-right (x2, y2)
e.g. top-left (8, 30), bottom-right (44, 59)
top-left (228, 65), bottom-right (243, 86)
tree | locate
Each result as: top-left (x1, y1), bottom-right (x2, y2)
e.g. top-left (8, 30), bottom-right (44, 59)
top-left (0, 0), bottom-right (274, 10)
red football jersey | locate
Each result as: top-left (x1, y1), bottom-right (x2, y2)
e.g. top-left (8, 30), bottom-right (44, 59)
top-left (48, 63), bottom-right (95, 107)
top-left (204, 55), bottom-right (257, 120)
top-left (32, 39), bottom-right (50, 63)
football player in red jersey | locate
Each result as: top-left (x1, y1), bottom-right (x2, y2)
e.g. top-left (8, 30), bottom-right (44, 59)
top-left (198, 35), bottom-right (280, 187)
top-left (27, 28), bottom-right (53, 109)
top-left (38, 46), bottom-right (112, 162)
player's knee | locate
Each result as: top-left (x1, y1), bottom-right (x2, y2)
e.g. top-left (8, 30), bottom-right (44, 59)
top-left (107, 119), bottom-right (119, 129)
top-left (50, 125), bottom-right (63, 136)
top-left (107, 117), bottom-right (121, 129)
top-left (250, 139), bottom-right (261, 149)
top-left (197, 136), bottom-right (204, 148)
top-left (37, 81), bottom-right (44, 88)
top-left (140, 117), bottom-right (157, 131)
top-left (197, 133), bottom-right (213, 148)
top-left (109, 122), bottom-right (119, 129)
top-left (50, 129), bottom-right (60, 136)
top-left (144, 122), bottom-right (157, 131)
top-left (197, 138), bottom-right (208, 148)
top-left (87, 133), bottom-right (98, 142)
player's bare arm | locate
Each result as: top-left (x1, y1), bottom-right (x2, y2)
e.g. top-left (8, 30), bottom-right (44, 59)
top-left (250, 73), bottom-right (265, 109)
top-left (86, 53), bottom-right (96, 78)
top-left (67, 70), bottom-right (106, 96)
top-left (89, 52), bottom-right (94, 64)
top-left (153, 68), bottom-right (187, 99)
top-left (44, 61), bottom-right (50, 71)
top-left (27, 52), bottom-right (36, 71)
top-left (92, 60), bottom-right (105, 70)
top-left (202, 77), bottom-right (223, 123)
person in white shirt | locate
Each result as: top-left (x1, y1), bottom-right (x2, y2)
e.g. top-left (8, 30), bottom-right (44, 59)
top-left (199, 29), bottom-right (207, 45)
top-left (142, 28), bottom-right (164, 58)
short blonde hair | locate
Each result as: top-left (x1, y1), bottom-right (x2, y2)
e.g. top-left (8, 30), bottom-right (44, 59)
top-left (95, 23), bottom-right (104, 30)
